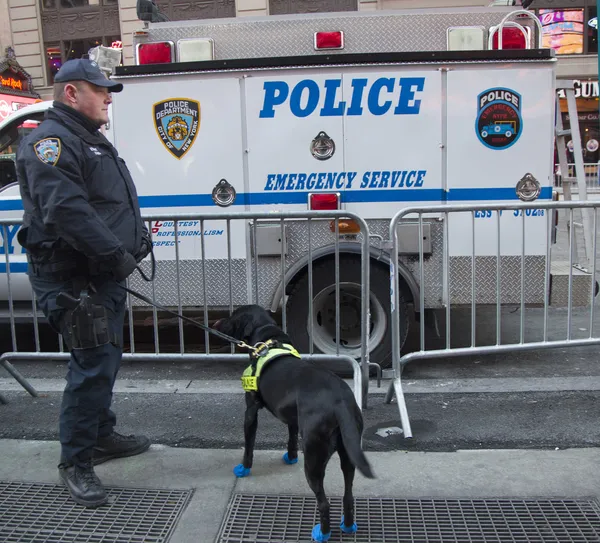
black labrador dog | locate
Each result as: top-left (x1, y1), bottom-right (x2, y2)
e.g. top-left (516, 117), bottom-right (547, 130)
top-left (214, 304), bottom-right (375, 542)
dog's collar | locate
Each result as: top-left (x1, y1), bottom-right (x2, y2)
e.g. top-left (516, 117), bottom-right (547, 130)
top-left (241, 340), bottom-right (301, 392)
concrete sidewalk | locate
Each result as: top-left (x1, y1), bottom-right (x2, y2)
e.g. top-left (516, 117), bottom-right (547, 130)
top-left (0, 439), bottom-right (598, 542)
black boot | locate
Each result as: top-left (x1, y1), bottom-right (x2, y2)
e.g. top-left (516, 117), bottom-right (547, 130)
top-left (93, 431), bottom-right (151, 466)
top-left (59, 462), bottom-right (108, 508)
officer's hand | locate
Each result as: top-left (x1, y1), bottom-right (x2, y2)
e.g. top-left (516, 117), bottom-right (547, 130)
top-left (135, 229), bottom-right (152, 263)
top-left (112, 252), bottom-right (138, 282)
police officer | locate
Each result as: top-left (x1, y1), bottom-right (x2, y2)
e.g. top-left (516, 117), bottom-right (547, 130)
top-left (16, 59), bottom-right (152, 508)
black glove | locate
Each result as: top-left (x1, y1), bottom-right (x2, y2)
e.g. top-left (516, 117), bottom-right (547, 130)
top-left (112, 252), bottom-right (138, 282)
top-left (134, 228), bottom-right (152, 263)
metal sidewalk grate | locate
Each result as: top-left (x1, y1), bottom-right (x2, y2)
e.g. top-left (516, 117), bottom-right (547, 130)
top-left (216, 493), bottom-right (600, 543)
top-left (0, 481), bottom-right (193, 543)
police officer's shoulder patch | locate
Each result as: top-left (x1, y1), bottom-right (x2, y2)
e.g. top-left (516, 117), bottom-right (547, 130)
top-left (33, 137), bottom-right (62, 166)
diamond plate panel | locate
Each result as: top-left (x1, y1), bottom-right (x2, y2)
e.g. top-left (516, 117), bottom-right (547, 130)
top-left (128, 258), bottom-right (248, 307)
top-left (448, 256), bottom-right (546, 305)
top-left (217, 493), bottom-right (600, 543)
top-left (136, 10), bottom-right (536, 60)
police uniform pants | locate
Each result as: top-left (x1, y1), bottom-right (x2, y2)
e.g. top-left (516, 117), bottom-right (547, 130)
top-left (29, 275), bottom-right (126, 466)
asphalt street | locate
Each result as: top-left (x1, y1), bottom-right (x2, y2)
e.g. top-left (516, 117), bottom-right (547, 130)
top-left (1, 210), bottom-right (600, 456)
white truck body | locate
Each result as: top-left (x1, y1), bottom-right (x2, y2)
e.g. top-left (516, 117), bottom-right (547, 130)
top-left (0, 7), bottom-right (566, 364)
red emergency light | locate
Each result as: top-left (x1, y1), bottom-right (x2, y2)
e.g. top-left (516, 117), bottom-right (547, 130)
top-left (314, 31), bottom-right (344, 50)
top-left (309, 193), bottom-right (340, 211)
top-left (137, 42), bottom-right (174, 64)
top-left (490, 26), bottom-right (528, 50)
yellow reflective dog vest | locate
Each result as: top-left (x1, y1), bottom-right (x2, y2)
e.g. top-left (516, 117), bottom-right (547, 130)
top-left (241, 342), bottom-right (301, 392)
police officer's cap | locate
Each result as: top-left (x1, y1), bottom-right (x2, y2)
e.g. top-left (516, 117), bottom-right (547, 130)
top-left (54, 59), bottom-right (123, 93)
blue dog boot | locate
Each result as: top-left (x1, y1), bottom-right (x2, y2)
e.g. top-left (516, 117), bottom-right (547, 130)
top-left (340, 516), bottom-right (358, 534)
top-left (233, 464), bottom-right (251, 478)
top-left (311, 524), bottom-right (331, 542)
top-left (282, 452), bottom-right (298, 465)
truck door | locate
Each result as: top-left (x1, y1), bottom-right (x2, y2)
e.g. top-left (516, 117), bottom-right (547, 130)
top-left (111, 74), bottom-right (248, 306)
top-left (244, 71), bottom-right (346, 211)
top-left (343, 68), bottom-right (443, 218)
top-left (445, 66), bottom-right (554, 256)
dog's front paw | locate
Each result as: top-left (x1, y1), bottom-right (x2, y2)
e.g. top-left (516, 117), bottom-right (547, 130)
top-left (340, 516), bottom-right (358, 534)
top-left (233, 464), bottom-right (251, 478)
top-left (282, 452), bottom-right (298, 465)
top-left (311, 524), bottom-right (331, 542)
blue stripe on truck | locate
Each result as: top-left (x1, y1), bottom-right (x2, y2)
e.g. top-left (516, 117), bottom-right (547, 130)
top-left (0, 187), bottom-right (554, 211)
top-left (0, 262), bottom-right (28, 273)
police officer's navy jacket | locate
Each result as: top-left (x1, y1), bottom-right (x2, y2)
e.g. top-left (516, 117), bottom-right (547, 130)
top-left (16, 102), bottom-right (145, 278)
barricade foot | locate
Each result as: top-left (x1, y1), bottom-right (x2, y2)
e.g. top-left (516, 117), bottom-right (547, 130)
top-left (1, 358), bottom-right (39, 398)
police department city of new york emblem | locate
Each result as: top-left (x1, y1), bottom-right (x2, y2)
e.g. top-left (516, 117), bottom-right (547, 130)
top-left (153, 98), bottom-right (200, 159)
top-left (475, 88), bottom-right (522, 151)
top-left (33, 138), bottom-right (61, 166)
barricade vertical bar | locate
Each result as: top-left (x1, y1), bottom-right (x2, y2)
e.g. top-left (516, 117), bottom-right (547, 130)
top-left (174, 220), bottom-right (184, 354)
top-left (419, 213), bottom-right (425, 351)
top-left (308, 218), bottom-right (314, 355)
top-left (253, 218), bottom-right (259, 305)
top-left (280, 218), bottom-right (287, 333)
top-left (150, 226), bottom-right (160, 354)
top-left (126, 276), bottom-right (135, 354)
top-left (568, 208), bottom-right (574, 340)
top-left (2, 225), bottom-right (17, 352)
top-left (520, 212), bottom-right (525, 344)
top-left (590, 209), bottom-right (598, 337)
top-left (496, 210), bottom-right (501, 345)
top-left (201, 219), bottom-right (209, 352)
top-left (543, 211), bottom-right (552, 343)
top-left (386, 210), bottom-right (410, 434)
top-left (335, 218), bottom-right (340, 355)
top-left (390, 217), bottom-right (401, 372)
top-left (359, 215), bottom-right (370, 411)
top-left (444, 211), bottom-right (450, 349)
top-left (227, 219), bottom-right (234, 353)
top-left (31, 288), bottom-right (40, 352)
top-left (471, 211), bottom-right (476, 347)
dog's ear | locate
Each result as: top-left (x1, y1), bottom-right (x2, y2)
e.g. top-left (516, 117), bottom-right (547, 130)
top-left (242, 320), bottom-right (255, 344)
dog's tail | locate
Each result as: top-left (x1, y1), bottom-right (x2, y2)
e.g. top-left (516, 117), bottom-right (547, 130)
top-left (336, 405), bottom-right (375, 479)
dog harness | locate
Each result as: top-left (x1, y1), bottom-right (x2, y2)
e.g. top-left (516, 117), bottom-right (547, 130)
top-left (241, 339), bottom-right (301, 392)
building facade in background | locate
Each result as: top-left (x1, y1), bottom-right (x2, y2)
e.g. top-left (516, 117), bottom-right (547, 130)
top-left (0, 0), bottom-right (597, 163)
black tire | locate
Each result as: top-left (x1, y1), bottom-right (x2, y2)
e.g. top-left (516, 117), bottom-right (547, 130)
top-left (285, 256), bottom-right (409, 376)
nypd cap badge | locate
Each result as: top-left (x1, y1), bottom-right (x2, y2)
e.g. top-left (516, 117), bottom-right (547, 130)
top-left (153, 98), bottom-right (200, 160)
top-left (34, 138), bottom-right (62, 166)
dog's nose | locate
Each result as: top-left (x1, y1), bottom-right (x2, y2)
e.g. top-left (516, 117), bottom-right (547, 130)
top-left (212, 318), bottom-right (223, 330)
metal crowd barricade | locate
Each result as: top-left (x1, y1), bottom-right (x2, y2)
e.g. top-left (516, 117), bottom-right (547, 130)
top-left (554, 163), bottom-right (600, 193)
top-left (387, 200), bottom-right (600, 439)
top-left (0, 210), bottom-right (371, 410)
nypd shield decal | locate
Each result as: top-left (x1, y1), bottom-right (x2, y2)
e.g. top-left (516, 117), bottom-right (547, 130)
top-left (33, 138), bottom-right (62, 166)
top-left (153, 99), bottom-right (200, 159)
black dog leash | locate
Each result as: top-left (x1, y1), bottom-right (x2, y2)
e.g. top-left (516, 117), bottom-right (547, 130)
top-left (57, 281), bottom-right (257, 354)
top-left (55, 245), bottom-right (267, 356)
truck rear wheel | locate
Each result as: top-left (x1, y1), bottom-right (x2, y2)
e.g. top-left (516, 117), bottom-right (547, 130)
top-left (285, 256), bottom-right (408, 376)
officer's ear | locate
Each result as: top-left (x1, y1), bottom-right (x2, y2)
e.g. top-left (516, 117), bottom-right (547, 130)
top-left (62, 82), bottom-right (81, 105)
